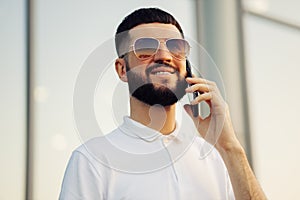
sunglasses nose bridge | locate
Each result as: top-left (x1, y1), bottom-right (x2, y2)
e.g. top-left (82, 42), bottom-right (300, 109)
top-left (156, 39), bottom-right (168, 51)
top-left (154, 41), bottom-right (173, 60)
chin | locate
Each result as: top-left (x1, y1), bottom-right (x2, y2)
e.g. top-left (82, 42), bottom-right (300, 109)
top-left (151, 79), bottom-right (178, 90)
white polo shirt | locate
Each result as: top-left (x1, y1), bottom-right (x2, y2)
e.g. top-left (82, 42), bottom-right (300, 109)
top-left (60, 116), bottom-right (235, 200)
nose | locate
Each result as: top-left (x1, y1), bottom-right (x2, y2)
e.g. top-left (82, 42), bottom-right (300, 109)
top-left (153, 41), bottom-right (173, 62)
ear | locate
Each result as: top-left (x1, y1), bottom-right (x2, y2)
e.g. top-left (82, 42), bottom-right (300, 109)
top-left (115, 58), bottom-right (128, 82)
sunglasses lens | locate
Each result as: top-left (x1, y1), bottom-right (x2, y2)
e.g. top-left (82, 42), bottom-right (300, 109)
top-left (133, 38), bottom-right (190, 60)
top-left (134, 38), bottom-right (159, 60)
top-left (167, 39), bottom-right (190, 59)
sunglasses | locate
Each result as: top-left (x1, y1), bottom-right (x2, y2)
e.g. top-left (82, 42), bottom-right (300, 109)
top-left (128, 37), bottom-right (190, 61)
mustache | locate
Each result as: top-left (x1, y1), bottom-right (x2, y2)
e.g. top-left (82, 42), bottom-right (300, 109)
top-left (145, 62), bottom-right (177, 75)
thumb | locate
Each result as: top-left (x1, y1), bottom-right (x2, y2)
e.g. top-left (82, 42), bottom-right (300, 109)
top-left (184, 104), bottom-right (202, 125)
top-left (184, 104), bottom-right (197, 119)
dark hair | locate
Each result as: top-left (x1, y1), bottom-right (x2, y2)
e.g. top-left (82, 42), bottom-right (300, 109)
top-left (115, 7), bottom-right (184, 57)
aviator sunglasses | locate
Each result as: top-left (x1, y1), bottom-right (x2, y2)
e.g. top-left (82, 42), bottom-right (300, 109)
top-left (125, 37), bottom-right (190, 61)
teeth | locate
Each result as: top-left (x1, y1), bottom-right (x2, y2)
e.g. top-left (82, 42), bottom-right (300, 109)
top-left (154, 71), bottom-right (171, 75)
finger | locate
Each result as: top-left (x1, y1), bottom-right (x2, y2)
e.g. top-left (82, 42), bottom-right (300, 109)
top-left (184, 104), bottom-right (203, 121)
top-left (183, 104), bottom-right (195, 118)
top-left (184, 104), bottom-right (203, 128)
top-left (190, 92), bottom-right (212, 105)
top-left (185, 84), bottom-right (210, 93)
top-left (187, 77), bottom-right (223, 98)
top-left (186, 77), bottom-right (215, 85)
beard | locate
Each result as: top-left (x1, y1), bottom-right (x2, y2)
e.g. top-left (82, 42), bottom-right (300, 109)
top-left (125, 61), bottom-right (188, 107)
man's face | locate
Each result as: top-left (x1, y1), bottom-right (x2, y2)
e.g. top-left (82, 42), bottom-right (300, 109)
top-left (124, 23), bottom-right (188, 106)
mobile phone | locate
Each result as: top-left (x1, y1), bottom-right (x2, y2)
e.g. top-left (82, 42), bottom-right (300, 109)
top-left (186, 60), bottom-right (199, 117)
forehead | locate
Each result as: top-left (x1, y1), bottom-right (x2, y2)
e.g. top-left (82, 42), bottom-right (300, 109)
top-left (128, 23), bottom-right (183, 41)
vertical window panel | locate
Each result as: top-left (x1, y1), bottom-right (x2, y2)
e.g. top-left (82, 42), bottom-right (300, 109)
top-left (0, 0), bottom-right (26, 199)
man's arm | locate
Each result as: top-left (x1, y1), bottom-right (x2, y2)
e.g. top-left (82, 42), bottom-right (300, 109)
top-left (218, 142), bottom-right (266, 200)
top-left (184, 77), bottom-right (267, 200)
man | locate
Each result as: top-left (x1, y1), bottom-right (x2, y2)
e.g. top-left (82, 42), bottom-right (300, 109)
top-left (60, 8), bottom-right (267, 200)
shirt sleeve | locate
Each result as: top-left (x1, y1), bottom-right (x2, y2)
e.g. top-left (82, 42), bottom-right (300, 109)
top-left (59, 151), bottom-right (105, 200)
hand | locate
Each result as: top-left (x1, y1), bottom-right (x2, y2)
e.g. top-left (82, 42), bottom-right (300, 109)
top-left (184, 77), bottom-right (268, 199)
top-left (184, 77), bottom-right (241, 152)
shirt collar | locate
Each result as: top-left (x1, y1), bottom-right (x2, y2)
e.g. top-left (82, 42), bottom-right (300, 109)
top-left (118, 116), bottom-right (184, 142)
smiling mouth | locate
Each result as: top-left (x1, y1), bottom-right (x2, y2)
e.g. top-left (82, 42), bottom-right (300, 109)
top-left (152, 71), bottom-right (173, 75)
top-left (150, 66), bottom-right (176, 75)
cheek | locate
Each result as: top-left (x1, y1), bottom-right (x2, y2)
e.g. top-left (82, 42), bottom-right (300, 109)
top-left (127, 66), bottom-right (147, 78)
top-left (177, 61), bottom-right (187, 76)
top-left (126, 54), bottom-right (148, 74)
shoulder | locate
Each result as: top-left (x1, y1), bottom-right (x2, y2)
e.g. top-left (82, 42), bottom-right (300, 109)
top-left (60, 138), bottom-right (110, 199)
top-left (72, 127), bottom-right (125, 169)
top-left (74, 130), bottom-right (117, 160)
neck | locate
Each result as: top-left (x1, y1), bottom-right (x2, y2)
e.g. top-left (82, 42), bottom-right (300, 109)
top-left (129, 97), bottom-right (176, 135)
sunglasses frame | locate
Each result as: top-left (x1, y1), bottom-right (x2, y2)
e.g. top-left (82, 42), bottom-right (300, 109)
top-left (129, 37), bottom-right (191, 61)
